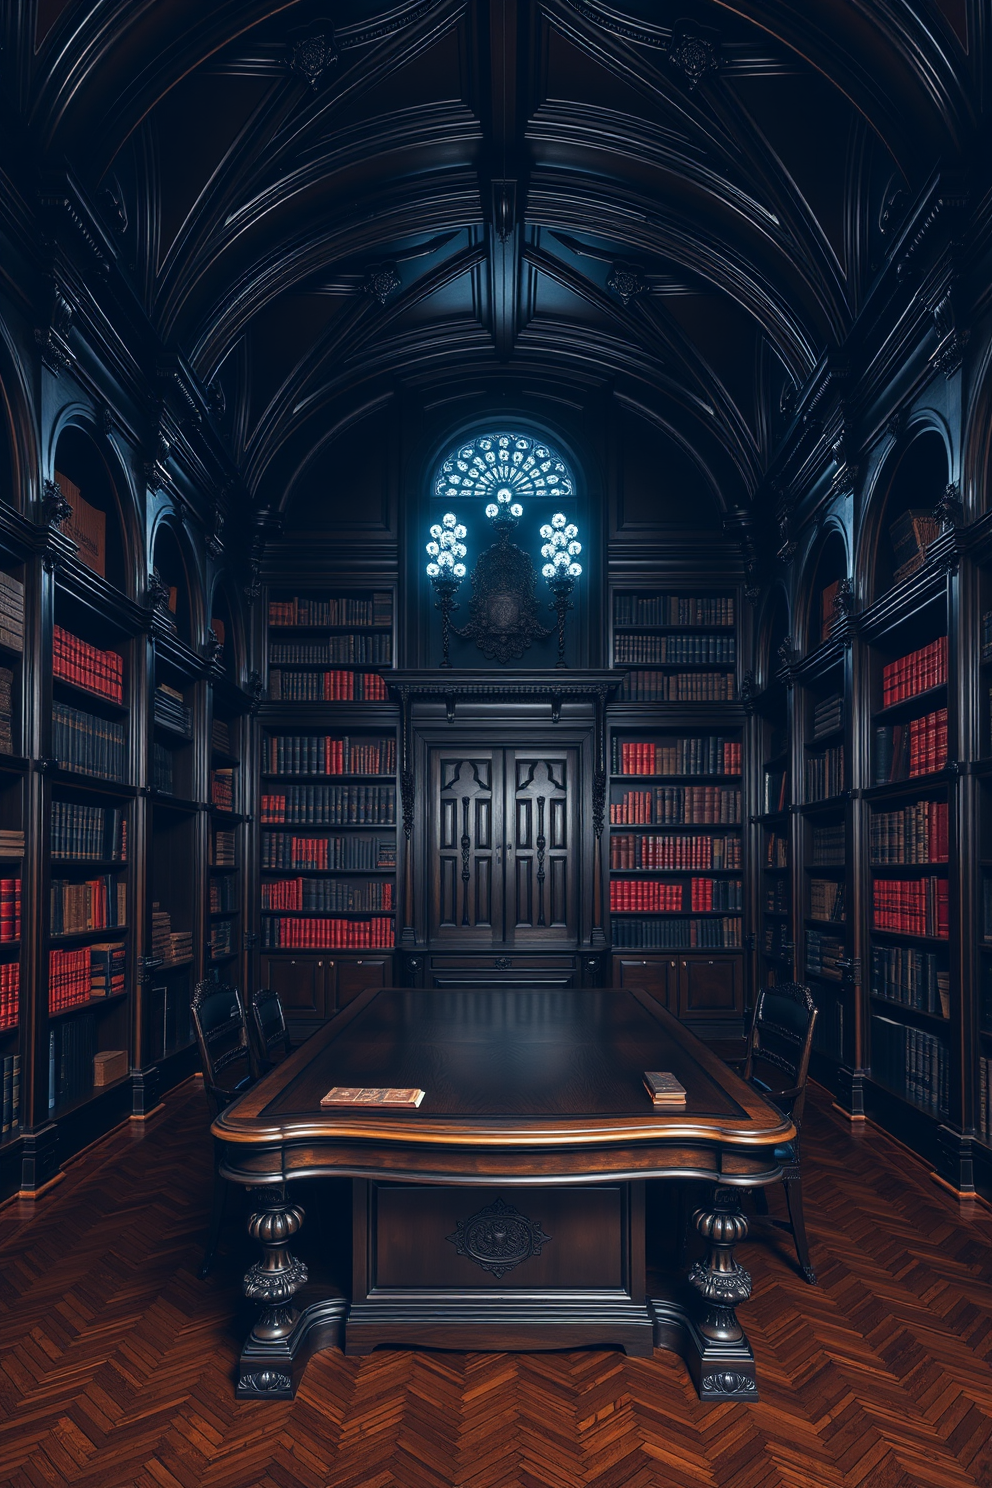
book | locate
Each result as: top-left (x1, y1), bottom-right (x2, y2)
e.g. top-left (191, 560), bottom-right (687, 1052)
top-left (609, 786), bottom-right (740, 827)
top-left (264, 734), bottom-right (396, 776)
top-left (643, 1071), bottom-right (687, 1106)
top-left (269, 593), bottom-right (393, 628)
top-left (617, 671), bottom-right (735, 703)
top-left (889, 510), bottom-right (940, 583)
top-left (613, 594), bottom-right (734, 627)
top-left (52, 702), bottom-right (127, 781)
top-left (54, 471), bottom-right (106, 577)
top-left (53, 627), bottom-right (123, 703)
top-left (613, 634), bottom-right (736, 665)
top-left (262, 916), bottom-right (395, 950)
top-left (320, 1086), bottom-right (424, 1108)
top-left (881, 638), bottom-right (947, 706)
top-left (268, 669), bottom-right (390, 702)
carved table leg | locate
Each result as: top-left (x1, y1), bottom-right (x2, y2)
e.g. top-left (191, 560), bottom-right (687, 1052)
top-left (685, 1185), bottom-right (758, 1399)
top-left (236, 1187), bottom-right (308, 1397)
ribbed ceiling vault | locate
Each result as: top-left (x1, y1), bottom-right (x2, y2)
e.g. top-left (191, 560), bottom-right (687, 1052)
top-left (10, 0), bottom-right (983, 513)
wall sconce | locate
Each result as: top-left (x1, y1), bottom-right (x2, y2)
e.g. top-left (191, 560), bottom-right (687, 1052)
top-left (541, 513), bottom-right (582, 668)
top-left (426, 512), bottom-right (467, 667)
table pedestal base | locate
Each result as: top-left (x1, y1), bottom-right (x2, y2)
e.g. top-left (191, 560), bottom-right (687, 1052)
top-left (235, 1289), bottom-right (759, 1400)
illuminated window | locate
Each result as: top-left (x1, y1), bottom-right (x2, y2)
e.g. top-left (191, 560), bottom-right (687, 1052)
top-left (433, 432), bottom-right (575, 506)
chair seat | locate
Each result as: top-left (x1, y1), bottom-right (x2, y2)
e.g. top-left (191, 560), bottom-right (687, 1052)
top-left (773, 1142), bottom-right (796, 1162)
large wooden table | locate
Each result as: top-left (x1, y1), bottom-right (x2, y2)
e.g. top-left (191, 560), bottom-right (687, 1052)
top-left (213, 986), bottom-right (794, 1402)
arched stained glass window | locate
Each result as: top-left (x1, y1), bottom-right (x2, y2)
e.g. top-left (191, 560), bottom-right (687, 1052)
top-left (433, 432), bottom-right (575, 505)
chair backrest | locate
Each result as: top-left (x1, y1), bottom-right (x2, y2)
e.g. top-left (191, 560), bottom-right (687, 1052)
top-left (742, 981), bottom-right (818, 1130)
top-left (249, 986), bottom-right (292, 1073)
top-left (191, 981), bottom-right (253, 1115)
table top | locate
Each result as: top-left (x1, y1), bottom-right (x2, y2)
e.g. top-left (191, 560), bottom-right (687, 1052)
top-left (213, 987), bottom-right (794, 1186)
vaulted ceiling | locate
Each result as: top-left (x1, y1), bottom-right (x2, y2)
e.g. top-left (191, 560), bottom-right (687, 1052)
top-left (12, 0), bottom-right (982, 515)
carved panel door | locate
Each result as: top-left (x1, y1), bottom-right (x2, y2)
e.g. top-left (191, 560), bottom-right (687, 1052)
top-left (429, 747), bottom-right (578, 946)
top-left (430, 752), bottom-right (502, 941)
top-left (507, 751), bottom-right (576, 944)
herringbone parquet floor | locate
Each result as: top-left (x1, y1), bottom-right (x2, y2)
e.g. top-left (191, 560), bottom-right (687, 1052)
top-left (0, 1078), bottom-right (990, 1488)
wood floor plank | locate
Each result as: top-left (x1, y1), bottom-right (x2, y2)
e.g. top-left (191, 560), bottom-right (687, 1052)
top-left (1, 1077), bottom-right (991, 1488)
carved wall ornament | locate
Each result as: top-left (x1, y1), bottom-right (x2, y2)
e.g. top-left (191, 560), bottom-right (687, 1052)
top-left (41, 478), bottom-right (72, 529)
top-left (668, 23), bottom-right (721, 88)
top-left (931, 288), bottom-right (966, 378)
top-left (933, 481), bottom-right (963, 530)
top-left (832, 576), bottom-right (855, 623)
top-left (447, 1197), bottom-right (552, 1278)
top-left (35, 284), bottom-right (74, 375)
top-left (247, 670), bottom-right (264, 714)
top-left (740, 669), bottom-right (757, 715)
top-left (363, 263), bottom-right (401, 305)
top-left (288, 27), bottom-right (338, 88)
top-left (777, 635), bottom-right (796, 668)
top-left (776, 504), bottom-right (797, 565)
top-left (454, 511), bottom-right (553, 664)
top-left (204, 628), bottom-right (225, 665)
top-left (206, 501), bottom-right (226, 558)
top-left (606, 261), bottom-right (646, 307)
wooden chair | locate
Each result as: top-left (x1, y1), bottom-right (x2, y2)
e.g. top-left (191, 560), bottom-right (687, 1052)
top-left (191, 980), bottom-right (255, 1279)
top-left (248, 987), bottom-right (292, 1075)
top-left (741, 981), bottom-right (818, 1284)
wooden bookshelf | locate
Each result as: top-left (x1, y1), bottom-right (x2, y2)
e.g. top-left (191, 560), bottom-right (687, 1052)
top-left (795, 654), bottom-right (850, 1069)
top-left (608, 584), bottom-right (745, 1027)
top-left (863, 601), bottom-right (951, 1131)
top-left (610, 587), bottom-right (737, 705)
top-left (259, 588), bottom-right (398, 1037)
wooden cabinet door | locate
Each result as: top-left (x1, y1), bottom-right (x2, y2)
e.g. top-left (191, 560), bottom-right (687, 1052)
top-left (260, 954), bottom-right (331, 1037)
top-left (335, 956), bottom-right (389, 1009)
top-left (430, 751), bottom-right (502, 942)
top-left (507, 750), bottom-right (577, 944)
top-left (612, 955), bottom-right (676, 1009)
top-left (676, 956), bottom-right (742, 1020)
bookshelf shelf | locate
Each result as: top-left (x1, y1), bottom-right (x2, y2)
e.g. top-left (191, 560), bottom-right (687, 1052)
top-left (49, 927), bottom-right (129, 946)
top-left (872, 684), bottom-right (947, 724)
top-left (49, 990), bottom-right (128, 1021)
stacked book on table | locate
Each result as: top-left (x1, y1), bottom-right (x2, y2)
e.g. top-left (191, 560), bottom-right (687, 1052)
top-left (643, 1071), bottom-right (687, 1108)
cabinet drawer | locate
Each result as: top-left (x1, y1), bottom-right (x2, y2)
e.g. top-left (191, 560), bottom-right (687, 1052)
top-left (612, 955), bottom-right (676, 1009)
top-left (336, 956), bottom-right (390, 1008)
top-left (676, 956), bottom-right (742, 1020)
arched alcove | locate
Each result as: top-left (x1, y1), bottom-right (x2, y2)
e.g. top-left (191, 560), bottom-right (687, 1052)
top-left (868, 430), bottom-right (948, 602)
top-left (52, 425), bottom-right (130, 594)
top-left (802, 529), bottom-right (848, 653)
top-left (150, 522), bottom-right (194, 645)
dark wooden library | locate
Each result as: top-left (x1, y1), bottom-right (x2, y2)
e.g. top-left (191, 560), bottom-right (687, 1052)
top-left (1, 3), bottom-right (991, 1484)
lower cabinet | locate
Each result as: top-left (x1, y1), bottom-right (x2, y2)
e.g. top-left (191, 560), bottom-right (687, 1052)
top-left (260, 954), bottom-right (392, 1040)
top-left (612, 953), bottom-right (743, 1024)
